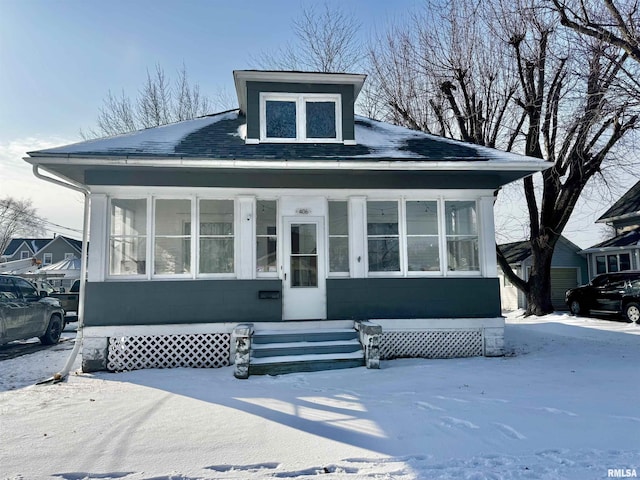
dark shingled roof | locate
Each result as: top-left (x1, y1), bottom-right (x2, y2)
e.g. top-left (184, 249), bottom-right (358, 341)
top-left (2, 238), bottom-right (51, 257)
top-left (588, 227), bottom-right (640, 249)
top-left (598, 181), bottom-right (640, 222)
top-left (498, 240), bottom-right (532, 264)
top-left (28, 111), bottom-right (527, 163)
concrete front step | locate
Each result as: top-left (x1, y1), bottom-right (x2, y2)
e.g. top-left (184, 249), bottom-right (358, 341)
top-left (249, 328), bottom-right (365, 375)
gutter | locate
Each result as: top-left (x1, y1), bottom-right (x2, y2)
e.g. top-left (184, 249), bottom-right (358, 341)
top-left (31, 164), bottom-right (90, 384)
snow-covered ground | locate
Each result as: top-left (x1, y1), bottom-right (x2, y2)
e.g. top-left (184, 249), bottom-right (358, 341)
top-left (1, 312), bottom-right (639, 480)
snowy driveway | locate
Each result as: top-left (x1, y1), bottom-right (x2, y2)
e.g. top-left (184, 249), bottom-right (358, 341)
top-left (1, 313), bottom-right (639, 480)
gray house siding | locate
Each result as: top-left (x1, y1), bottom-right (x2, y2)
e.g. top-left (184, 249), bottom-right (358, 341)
top-left (84, 280), bottom-right (283, 326)
top-left (245, 81), bottom-right (355, 141)
top-left (327, 278), bottom-right (501, 319)
top-left (35, 237), bottom-right (81, 265)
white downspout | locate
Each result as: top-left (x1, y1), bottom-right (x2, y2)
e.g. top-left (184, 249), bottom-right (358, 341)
top-left (32, 165), bottom-right (90, 382)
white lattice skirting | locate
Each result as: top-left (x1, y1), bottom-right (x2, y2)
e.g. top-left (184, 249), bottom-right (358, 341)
top-left (380, 329), bottom-right (483, 359)
top-left (107, 333), bottom-right (231, 372)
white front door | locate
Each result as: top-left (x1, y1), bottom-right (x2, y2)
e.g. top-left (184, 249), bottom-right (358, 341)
top-left (282, 217), bottom-right (326, 320)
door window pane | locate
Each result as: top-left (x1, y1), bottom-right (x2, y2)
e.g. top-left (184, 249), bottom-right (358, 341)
top-left (306, 101), bottom-right (336, 138)
top-left (256, 200), bottom-right (277, 273)
top-left (329, 201), bottom-right (349, 273)
top-left (290, 223), bottom-right (318, 287)
top-left (367, 201), bottom-right (400, 272)
top-left (110, 198), bottom-right (147, 275)
top-left (199, 200), bottom-right (234, 274)
top-left (266, 101), bottom-right (296, 138)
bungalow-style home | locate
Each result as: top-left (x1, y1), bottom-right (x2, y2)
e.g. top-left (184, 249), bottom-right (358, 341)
top-left (580, 180), bottom-right (640, 278)
top-left (1, 235), bottom-right (82, 266)
top-left (498, 236), bottom-right (589, 311)
top-left (24, 70), bottom-right (549, 376)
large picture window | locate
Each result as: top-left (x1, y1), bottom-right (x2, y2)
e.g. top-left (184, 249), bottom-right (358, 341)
top-left (260, 93), bottom-right (341, 142)
top-left (199, 200), bottom-right (234, 274)
top-left (109, 199), bottom-right (147, 276)
top-left (596, 252), bottom-right (631, 274)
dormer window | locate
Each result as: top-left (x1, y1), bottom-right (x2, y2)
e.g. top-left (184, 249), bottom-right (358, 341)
top-left (260, 93), bottom-right (342, 143)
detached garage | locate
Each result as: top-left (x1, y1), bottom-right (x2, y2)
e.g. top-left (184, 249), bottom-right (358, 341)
top-left (498, 237), bottom-right (589, 311)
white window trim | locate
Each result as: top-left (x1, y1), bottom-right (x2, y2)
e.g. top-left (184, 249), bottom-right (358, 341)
top-left (43, 253), bottom-right (53, 265)
top-left (327, 199), bottom-right (350, 277)
top-left (259, 92), bottom-right (343, 143)
top-left (366, 199), bottom-right (403, 277)
top-left (20, 250), bottom-right (30, 260)
top-left (405, 198), bottom-right (444, 277)
top-left (443, 199), bottom-right (482, 276)
top-left (195, 197), bottom-right (238, 280)
top-left (106, 196), bottom-right (150, 280)
top-left (256, 198), bottom-right (279, 278)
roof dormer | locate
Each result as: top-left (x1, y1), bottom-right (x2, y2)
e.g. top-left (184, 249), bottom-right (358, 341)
top-left (233, 70), bottom-right (366, 145)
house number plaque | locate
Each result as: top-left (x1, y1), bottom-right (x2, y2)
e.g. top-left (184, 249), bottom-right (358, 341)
top-left (296, 208), bottom-right (311, 215)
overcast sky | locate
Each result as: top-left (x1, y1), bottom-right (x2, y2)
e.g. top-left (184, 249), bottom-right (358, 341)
top-left (0, 0), bottom-right (635, 247)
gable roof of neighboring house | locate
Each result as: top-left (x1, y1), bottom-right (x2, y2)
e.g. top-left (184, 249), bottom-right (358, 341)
top-left (498, 236), bottom-right (583, 265)
top-left (597, 181), bottom-right (640, 223)
top-left (25, 110), bottom-right (549, 190)
top-left (581, 227), bottom-right (640, 251)
top-left (37, 235), bottom-right (83, 254)
top-left (2, 238), bottom-right (51, 257)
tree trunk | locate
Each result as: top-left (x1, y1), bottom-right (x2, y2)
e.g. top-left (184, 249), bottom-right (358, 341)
top-left (525, 237), bottom-right (556, 315)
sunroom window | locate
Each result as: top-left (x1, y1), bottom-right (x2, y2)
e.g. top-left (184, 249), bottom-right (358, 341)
top-left (199, 200), bottom-right (234, 274)
top-left (154, 199), bottom-right (191, 275)
top-left (109, 199), bottom-right (147, 275)
top-left (445, 201), bottom-right (479, 272)
top-left (260, 93), bottom-right (341, 142)
top-left (256, 200), bottom-right (277, 275)
top-left (328, 201), bottom-right (349, 274)
top-left (367, 201), bottom-right (400, 272)
top-left (406, 201), bottom-right (440, 272)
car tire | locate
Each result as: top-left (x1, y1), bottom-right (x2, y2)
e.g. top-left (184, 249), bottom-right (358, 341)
top-left (623, 302), bottom-right (640, 323)
top-left (569, 299), bottom-right (582, 316)
top-left (39, 315), bottom-right (63, 345)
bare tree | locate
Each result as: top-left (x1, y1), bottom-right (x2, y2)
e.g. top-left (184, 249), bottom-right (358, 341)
top-left (0, 197), bottom-right (46, 258)
top-left (83, 64), bottom-right (218, 138)
top-left (551, 0), bottom-right (640, 62)
top-left (369, 0), bottom-right (639, 315)
top-left (256, 2), bottom-right (362, 73)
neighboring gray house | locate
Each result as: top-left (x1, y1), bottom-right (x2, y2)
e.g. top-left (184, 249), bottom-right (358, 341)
top-left (498, 236), bottom-right (588, 311)
top-left (580, 181), bottom-right (640, 279)
top-left (1, 236), bottom-right (82, 265)
top-left (25, 70), bottom-right (549, 376)
top-left (33, 235), bottom-right (83, 266)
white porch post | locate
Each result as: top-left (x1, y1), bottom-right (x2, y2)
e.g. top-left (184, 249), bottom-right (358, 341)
top-left (237, 196), bottom-right (255, 279)
top-left (349, 196), bottom-right (367, 278)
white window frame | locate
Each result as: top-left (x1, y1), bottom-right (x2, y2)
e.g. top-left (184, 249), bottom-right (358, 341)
top-left (107, 196), bottom-right (150, 280)
top-left (20, 250), bottom-right (30, 260)
top-left (366, 200), bottom-right (403, 277)
top-left (327, 199), bottom-right (350, 277)
top-left (259, 92), bottom-right (343, 143)
top-left (443, 200), bottom-right (481, 276)
top-left (152, 197), bottom-right (194, 279)
top-left (595, 251), bottom-right (632, 274)
top-left (196, 198), bottom-right (237, 279)
top-left (405, 199), bottom-right (444, 276)
top-left (255, 198), bottom-right (279, 278)
top-left (43, 253), bottom-right (52, 265)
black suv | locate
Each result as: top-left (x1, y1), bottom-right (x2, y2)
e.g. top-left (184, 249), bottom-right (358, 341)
top-left (566, 271), bottom-right (640, 323)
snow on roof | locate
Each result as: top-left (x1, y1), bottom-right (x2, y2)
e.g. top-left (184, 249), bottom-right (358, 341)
top-left (35, 111), bottom-right (237, 156)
